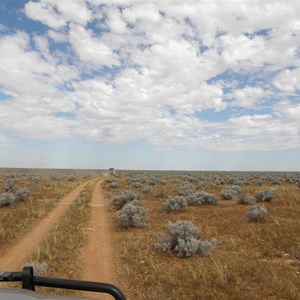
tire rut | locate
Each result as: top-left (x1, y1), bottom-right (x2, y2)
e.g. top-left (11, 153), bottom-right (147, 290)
top-left (0, 180), bottom-right (90, 271)
top-left (81, 180), bottom-right (118, 300)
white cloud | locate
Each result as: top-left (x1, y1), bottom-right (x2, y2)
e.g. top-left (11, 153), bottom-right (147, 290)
top-left (47, 29), bottom-right (67, 42)
top-left (273, 68), bottom-right (300, 92)
top-left (24, 0), bottom-right (92, 29)
top-left (69, 24), bottom-right (120, 68)
top-left (273, 101), bottom-right (300, 122)
top-left (0, 0), bottom-right (299, 153)
top-left (228, 87), bottom-right (269, 109)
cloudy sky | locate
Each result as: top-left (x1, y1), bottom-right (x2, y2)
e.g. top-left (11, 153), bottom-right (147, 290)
top-left (0, 0), bottom-right (299, 171)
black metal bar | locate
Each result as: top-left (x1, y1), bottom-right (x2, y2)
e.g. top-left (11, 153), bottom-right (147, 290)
top-left (0, 267), bottom-right (126, 300)
top-left (33, 276), bottom-right (126, 300)
top-left (22, 266), bottom-right (35, 291)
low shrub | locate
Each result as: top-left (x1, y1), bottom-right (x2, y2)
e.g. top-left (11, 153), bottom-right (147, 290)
top-left (220, 185), bottom-right (241, 200)
top-left (255, 180), bottom-right (263, 186)
top-left (132, 182), bottom-right (141, 188)
top-left (187, 192), bottom-right (217, 205)
top-left (256, 187), bottom-right (275, 202)
top-left (108, 181), bottom-right (118, 188)
top-left (237, 194), bottom-right (254, 205)
top-left (50, 175), bottom-right (64, 181)
top-left (3, 179), bottom-right (16, 192)
top-left (178, 183), bottom-right (193, 196)
top-left (117, 200), bottom-right (146, 228)
top-left (15, 187), bottom-right (30, 202)
top-left (0, 192), bottom-right (15, 207)
top-left (111, 190), bottom-right (141, 211)
top-left (164, 196), bottom-right (187, 213)
top-left (155, 220), bottom-right (217, 258)
top-left (142, 186), bottom-right (152, 193)
top-left (68, 176), bottom-right (77, 182)
top-left (197, 239), bottom-right (218, 257)
top-left (197, 180), bottom-right (207, 189)
top-left (247, 205), bottom-right (267, 222)
top-left (30, 175), bottom-right (41, 183)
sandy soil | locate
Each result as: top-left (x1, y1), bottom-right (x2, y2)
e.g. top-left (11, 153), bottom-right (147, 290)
top-left (81, 180), bottom-right (118, 300)
top-left (0, 181), bottom-right (90, 271)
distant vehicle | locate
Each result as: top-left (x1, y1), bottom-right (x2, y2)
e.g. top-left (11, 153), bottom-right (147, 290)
top-left (0, 266), bottom-right (126, 300)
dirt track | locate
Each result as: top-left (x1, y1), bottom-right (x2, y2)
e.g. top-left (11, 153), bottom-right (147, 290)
top-left (0, 178), bottom-right (118, 299)
top-left (81, 180), bottom-right (118, 300)
top-left (0, 181), bottom-right (89, 271)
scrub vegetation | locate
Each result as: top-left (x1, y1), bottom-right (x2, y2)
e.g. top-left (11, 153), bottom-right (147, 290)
top-left (1, 168), bottom-right (300, 300)
top-left (104, 170), bottom-right (300, 300)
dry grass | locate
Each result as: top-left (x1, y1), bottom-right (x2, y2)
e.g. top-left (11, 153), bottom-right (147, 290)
top-left (104, 173), bottom-right (300, 300)
top-left (26, 180), bottom-right (96, 297)
top-left (2, 170), bottom-right (299, 299)
top-left (0, 175), bottom-right (89, 255)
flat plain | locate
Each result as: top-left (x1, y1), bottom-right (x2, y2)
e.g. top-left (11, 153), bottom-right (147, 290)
top-left (0, 168), bottom-right (299, 300)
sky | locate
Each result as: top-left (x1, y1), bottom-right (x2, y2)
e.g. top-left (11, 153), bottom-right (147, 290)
top-left (0, 0), bottom-right (299, 171)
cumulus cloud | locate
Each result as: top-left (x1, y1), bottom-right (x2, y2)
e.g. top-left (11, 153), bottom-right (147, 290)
top-left (69, 24), bottom-right (120, 68)
top-left (228, 87), bottom-right (269, 109)
top-left (24, 0), bottom-right (92, 29)
top-left (0, 0), bottom-right (299, 152)
top-left (273, 68), bottom-right (300, 92)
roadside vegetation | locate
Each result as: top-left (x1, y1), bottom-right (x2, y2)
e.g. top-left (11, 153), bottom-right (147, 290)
top-left (0, 169), bottom-right (97, 256)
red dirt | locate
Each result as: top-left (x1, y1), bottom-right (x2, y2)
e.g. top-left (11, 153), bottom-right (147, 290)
top-left (0, 181), bottom-right (90, 271)
top-left (81, 180), bottom-right (118, 300)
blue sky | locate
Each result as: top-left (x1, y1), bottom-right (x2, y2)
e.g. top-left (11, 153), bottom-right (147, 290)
top-left (0, 0), bottom-right (299, 171)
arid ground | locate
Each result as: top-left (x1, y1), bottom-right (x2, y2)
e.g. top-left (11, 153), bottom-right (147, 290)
top-left (0, 169), bottom-right (300, 299)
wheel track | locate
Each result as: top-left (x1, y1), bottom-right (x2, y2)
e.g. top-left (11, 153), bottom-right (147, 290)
top-left (0, 180), bottom-right (90, 271)
top-left (81, 180), bottom-right (118, 300)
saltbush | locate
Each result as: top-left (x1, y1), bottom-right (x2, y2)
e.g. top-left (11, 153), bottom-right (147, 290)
top-left (155, 220), bottom-right (217, 258)
top-left (108, 181), bottom-right (118, 188)
top-left (117, 200), bottom-right (146, 228)
top-left (15, 187), bottom-right (30, 202)
top-left (187, 192), bottom-right (217, 205)
top-left (111, 190), bottom-right (140, 211)
top-left (132, 182), bottom-right (141, 188)
top-left (255, 180), bottom-right (263, 186)
top-left (30, 175), bottom-right (41, 183)
top-left (220, 189), bottom-right (235, 200)
top-left (50, 175), bottom-right (64, 181)
top-left (237, 194), bottom-right (254, 205)
top-left (142, 186), bottom-right (152, 193)
top-left (3, 179), bottom-right (16, 192)
top-left (256, 187), bottom-right (275, 202)
top-left (197, 180), bottom-right (207, 189)
top-left (0, 193), bottom-right (15, 207)
top-left (220, 185), bottom-right (241, 200)
top-left (155, 221), bottom-right (200, 257)
top-left (197, 239), bottom-right (218, 257)
top-left (164, 196), bottom-right (187, 213)
top-left (247, 205), bottom-right (267, 222)
top-left (178, 183), bottom-right (193, 196)
top-left (68, 176), bottom-right (76, 182)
